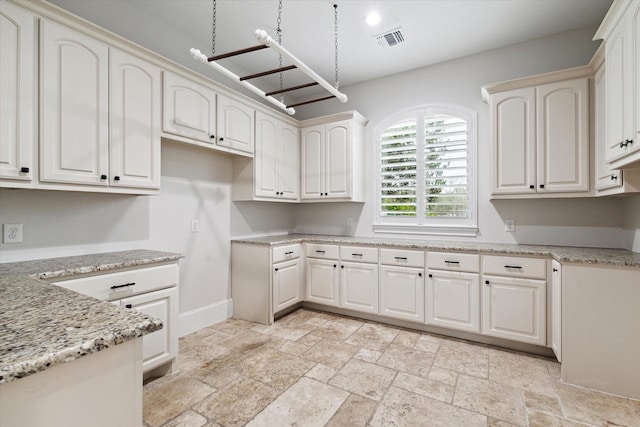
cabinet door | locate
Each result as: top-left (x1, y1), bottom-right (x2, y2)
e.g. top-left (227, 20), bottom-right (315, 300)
top-left (217, 94), bottom-right (254, 154)
top-left (379, 265), bottom-right (425, 323)
top-left (426, 270), bottom-right (480, 333)
top-left (41, 20), bottom-right (109, 186)
top-left (482, 275), bottom-right (546, 346)
top-left (306, 258), bottom-right (339, 306)
top-left (109, 48), bottom-right (160, 189)
top-left (605, 20), bottom-right (633, 162)
top-left (301, 125), bottom-right (325, 199)
top-left (491, 88), bottom-right (536, 194)
top-left (254, 112), bottom-right (278, 198)
top-left (0, 2), bottom-right (34, 183)
top-left (594, 62), bottom-right (623, 191)
top-left (551, 260), bottom-right (562, 362)
top-left (536, 78), bottom-right (589, 193)
top-left (340, 261), bottom-right (379, 314)
top-left (325, 120), bottom-right (351, 198)
top-left (278, 122), bottom-right (299, 200)
top-left (162, 72), bottom-right (217, 144)
top-left (634, 2), bottom-right (640, 152)
top-left (121, 287), bottom-right (178, 373)
top-left (273, 258), bottom-right (301, 313)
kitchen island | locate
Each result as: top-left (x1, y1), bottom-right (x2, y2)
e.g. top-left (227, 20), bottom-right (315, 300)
top-left (0, 249), bottom-right (181, 427)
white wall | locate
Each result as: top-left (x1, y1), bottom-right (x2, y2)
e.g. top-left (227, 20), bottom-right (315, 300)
top-left (293, 26), bottom-right (627, 248)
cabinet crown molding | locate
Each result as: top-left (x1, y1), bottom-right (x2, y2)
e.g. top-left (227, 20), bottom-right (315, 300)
top-left (298, 110), bottom-right (368, 128)
top-left (594, 0), bottom-right (636, 40)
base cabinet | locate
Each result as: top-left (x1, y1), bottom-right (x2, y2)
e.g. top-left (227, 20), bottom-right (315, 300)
top-left (340, 261), bottom-right (379, 315)
top-left (273, 258), bottom-right (302, 313)
top-left (379, 265), bottom-right (425, 323)
top-left (482, 275), bottom-right (546, 346)
top-left (551, 260), bottom-right (562, 362)
top-left (426, 270), bottom-right (480, 333)
top-left (306, 258), bottom-right (339, 307)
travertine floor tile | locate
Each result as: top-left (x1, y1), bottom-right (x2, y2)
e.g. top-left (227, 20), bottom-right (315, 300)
top-left (487, 417), bottom-right (520, 426)
top-left (377, 343), bottom-right (434, 378)
top-left (393, 371), bottom-right (454, 403)
top-left (433, 341), bottom-right (489, 378)
top-left (526, 410), bottom-right (594, 427)
top-left (143, 375), bottom-right (215, 427)
top-left (246, 377), bottom-right (348, 427)
top-left (159, 410), bottom-right (209, 427)
top-left (251, 323), bottom-right (310, 341)
top-left (302, 339), bottom-right (360, 369)
top-left (555, 382), bottom-right (640, 426)
top-left (174, 342), bottom-right (231, 373)
top-left (279, 340), bottom-right (310, 356)
top-left (310, 319), bottom-right (360, 341)
top-left (452, 374), bottom-right (526, 425)
top-left (217, 330), bottom-right (278, 354)
top-left (370, 386), bottom-right (487, 427)
top-left (392, 329), bottom-right (421, 348)
top-left (179, 328), bottom-right (228, 353)
top-left (193, 376), bottom-right (278, 427)
top-left (296, 332), bottom-right (323, 346)
top-left (329, 358), bottom-right (397, 401)
top-left (415, 334), bottom-right (442, 353)
top-left (305, 363), bottom-right (337, 383)
top-left (489, 349), bottom-right (555, 395)
top-left (345, 322), bottom-right (399, 350)
top-left (523, 390), bottom-right (563, 416)
top-left (326, 393), bottom-right (378, 427)
top-left (428, 365), bottom-right (458, 386)
top-left (236, 346), bottom-right (315, 393)
top-left (207, 318), bottom-right (256, 336)
top-left (354, 347), bottom-right (382, 363)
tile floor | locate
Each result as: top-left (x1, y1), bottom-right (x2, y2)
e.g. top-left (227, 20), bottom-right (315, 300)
top-left (143, 309), bottom-right (640, 427)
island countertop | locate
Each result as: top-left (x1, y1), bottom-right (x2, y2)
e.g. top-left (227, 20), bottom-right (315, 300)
top-left (0, 249), bottom-right (182, 384)
top-left (231, 234), bottom-right (640, 268)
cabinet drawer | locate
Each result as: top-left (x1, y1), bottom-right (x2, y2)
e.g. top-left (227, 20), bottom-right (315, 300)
top-left (273, 244), bottom-right (301, 263)
top-left (52, 263), bottom-right (178, 301)
top-left (482, 255), bottom-right (546, 279)
top-left (340, 246), bottom-right (378, 263)
top-left (380, 248), bottom-right (425, 268)
top-left (427, 252), bottom-right (479, 272)
top-left (305, 243), bottom-right (339, 259)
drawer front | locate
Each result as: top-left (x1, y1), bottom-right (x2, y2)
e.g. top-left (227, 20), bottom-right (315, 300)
top-left (305, 243), bottom-right (339, 260)
top-left (427, 252), bottom-right (479, 272)
top-left (482, 255), bottom-right (546, 279)
top-left (380, 248), bottom-right (425, 268)
top-left (52, 263), bottom-right (178, 301)
top-left (340, 246), bottom-right (378, 263)
top-left (272, 244), bottom-right (301, 263)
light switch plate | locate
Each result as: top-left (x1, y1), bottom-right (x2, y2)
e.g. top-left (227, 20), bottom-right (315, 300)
top-left (504, 219), bottom-right (515, 232)
top-left (3, 223), bottom-right (23, 243)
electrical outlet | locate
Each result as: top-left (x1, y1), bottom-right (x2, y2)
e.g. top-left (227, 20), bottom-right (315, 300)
top-left (191, 219), bottom-right (200, 233)
top-left (3, 223), bottom-right (23, 243)
top-left (504, 219), bottom-right (515, 232)
top-left (346, 218), bottom-right (353, 227)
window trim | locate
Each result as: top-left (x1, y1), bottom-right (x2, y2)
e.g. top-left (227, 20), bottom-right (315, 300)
top-left (373, 104), bottom-right (478, 237)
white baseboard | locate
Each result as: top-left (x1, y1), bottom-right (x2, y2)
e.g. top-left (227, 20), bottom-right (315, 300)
top-left (178, 299), bottom-right (233, 337)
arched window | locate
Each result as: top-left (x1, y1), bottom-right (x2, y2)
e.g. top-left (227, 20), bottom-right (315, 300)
top-left (374, 105), bottom-right (477, 236)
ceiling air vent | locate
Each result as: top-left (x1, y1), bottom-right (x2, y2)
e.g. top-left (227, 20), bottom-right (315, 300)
top-left (375, 28), bottom-right (407, 48)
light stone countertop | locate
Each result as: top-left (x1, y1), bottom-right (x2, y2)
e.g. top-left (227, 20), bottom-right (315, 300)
top-left (0, 249), bottom-right (182, 384)
top-left (232, 234), bottom-right (640, 268)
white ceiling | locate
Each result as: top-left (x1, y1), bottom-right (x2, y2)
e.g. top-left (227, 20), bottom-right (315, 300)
top-left (50, 0), bottom-right (612, 103)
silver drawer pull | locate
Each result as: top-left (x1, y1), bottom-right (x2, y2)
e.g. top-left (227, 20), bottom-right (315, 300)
top-left (352, 253), bottom-right (363, 257)
top-left (444, 260), bottom-right (460, 264)
top-left (504, 265), bottom-right (522, 269)
top-left (285, 251), bottom-right (294, 255)
top-left (394, 256), bottom-right (408, 260)
top-left (110, 282), bottom-right (135, 290)
top-left (315, 250), bottom-right (326, 254)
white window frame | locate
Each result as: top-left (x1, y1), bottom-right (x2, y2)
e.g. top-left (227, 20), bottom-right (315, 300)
top-left (373, 104), bottom-right (478, 237)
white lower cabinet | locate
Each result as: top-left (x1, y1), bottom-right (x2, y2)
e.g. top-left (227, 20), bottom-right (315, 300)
top-left (551, 260), bottom-right (562, 362)
top-left (426, 270), bottom-right (480, 333)
top-left (379, 265), bottom-right (425, 323)
top-left (306, 258), bottom-right (339, 307)
top-left (482, 275), bottom-right (546, 346)
top-left (119, 287), bottom-right (177, 372)
top-left (340, 261), bottom-right (379, 314)
top-left (273, 258), bottom-right (302, 313)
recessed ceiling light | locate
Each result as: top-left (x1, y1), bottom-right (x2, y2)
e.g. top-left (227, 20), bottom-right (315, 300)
top-left (365, 11), bottom-right (381, 26)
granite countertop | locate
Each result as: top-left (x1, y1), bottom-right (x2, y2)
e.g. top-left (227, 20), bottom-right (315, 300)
top-left (0, 249), bottom-right (182, 384)
top-left (232, 234), bottom-right (640, 268)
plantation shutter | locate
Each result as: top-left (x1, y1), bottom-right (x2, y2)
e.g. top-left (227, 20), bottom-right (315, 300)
top-left (380, 118), bottom-right (418, 217)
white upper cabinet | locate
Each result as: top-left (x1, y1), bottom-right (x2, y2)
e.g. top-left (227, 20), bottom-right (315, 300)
top-left (299, 111), bottom-right (367, 202)
top-left (595, 0), bottom-right (640, 169)
top-left (216, 94), bottom-right (254, 155)
top-left (253, 112), bottom-right (298, 200)
top-left (163, 73), bottom-right (254, 156)
top-left (162, 71), bottom-right (217, 145)
top-left (0, 1), bottom-right (35, 186)
top-left (40, 19), bottom-right (110, 187)
top-left (109, 48), bottom-right (161, 189)
top-left (485, 74), bottom-right (590, 198)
